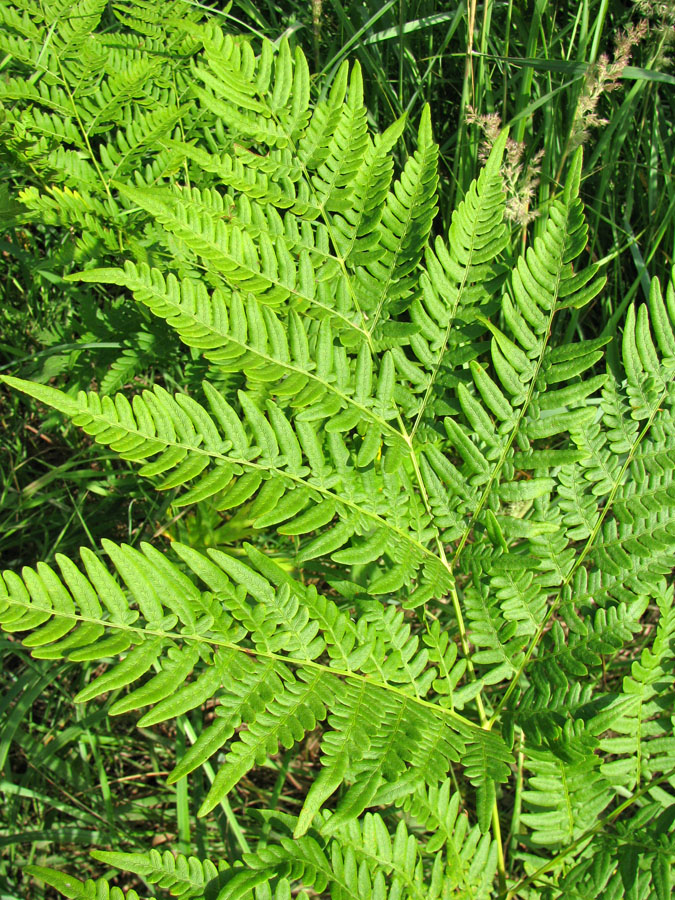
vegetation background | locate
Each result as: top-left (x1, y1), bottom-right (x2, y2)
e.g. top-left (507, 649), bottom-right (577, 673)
top-left (1, 0), bottom-right (674, 896)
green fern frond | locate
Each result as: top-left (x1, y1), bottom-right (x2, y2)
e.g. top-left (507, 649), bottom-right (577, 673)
top-left (0, 535), bottom-right (491, 831)
top-left (90, 848), bottom-right (220, 898)
top-left (598, 584), bottom-right (675, 794)
top-left (5, 16), bottom-right (675, 897)
top-left (25, 866), bottom-right (150, 900)
top-left (359, 104), bottom-right (439, 335)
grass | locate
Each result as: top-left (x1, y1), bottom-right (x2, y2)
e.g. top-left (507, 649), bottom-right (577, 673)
top-left (230, 0), bottom-right (675, 278)
top-left (2, 0), bottom-right (675, 895)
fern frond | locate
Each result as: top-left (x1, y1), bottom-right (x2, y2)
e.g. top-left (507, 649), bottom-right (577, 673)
top-left (73, 262), bottom-right (403, 439)
top-left (25, 866), bottom-right (150, 900)
top-left (167, 142), bottom-right (324, 219)
top-left (598, 584), bottom-right (675, 796)
top-left (118, 182), bottom-right (368, 330)
top-left (546, 802), bottom-right (675, 900)
top-left (359, 105), bottom-right (439, 333)
top-left (1, 369), bottom-right (448, 605)
top-left (307, 62), bottom-right (368, 205)
top-left (520, 740), bottom-right (612, 848)
top-left (329, 115), bottom-right (405, 268)
top-left (94, 849), bottom-right (219, 898)
top-left (403, 780), bottom-right (499, 895)
top-left (0, 535), bottom-right (495, 831)
top-left (402, 129), bottom-right (508, 429)
top-left (6, 20), bottom-right (675, 895)
top-left (111, 0), bottom-right (203, 38)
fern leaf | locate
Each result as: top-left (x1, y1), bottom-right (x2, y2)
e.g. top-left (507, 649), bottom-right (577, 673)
top-left (359, 105), bottom-right (439, 333)
top-left (24, 866), bottom-right (149, 900)
top-left (406, 129), bottom-right (508, 429)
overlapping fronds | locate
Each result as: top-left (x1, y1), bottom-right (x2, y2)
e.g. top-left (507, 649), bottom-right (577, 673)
top-left (4, 10), bottom-right (675, 899)
top-left (0, 534), bottom-right (500, 835)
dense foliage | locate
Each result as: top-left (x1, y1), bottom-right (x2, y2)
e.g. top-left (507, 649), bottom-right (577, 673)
top-left (1, 2), bottom-right (674, 898)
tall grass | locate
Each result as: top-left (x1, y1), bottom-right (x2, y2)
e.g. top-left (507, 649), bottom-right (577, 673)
top-left (227, 0), bottom-right (675, 298)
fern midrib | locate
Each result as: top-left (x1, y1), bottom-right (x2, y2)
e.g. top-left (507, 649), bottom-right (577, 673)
top-left (127, 273), bottom-right (404, 442)
top-left (71, 403), bottom-right (447, 593)
top-left (402, 391), bottom-right (500, 890)
top-left (0, 597), bottom-right (481, 734)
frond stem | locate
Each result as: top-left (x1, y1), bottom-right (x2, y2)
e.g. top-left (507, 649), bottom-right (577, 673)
top-left (402, 416), bottom-right (506, 887)
top-left (1, 598), bottom-right (482, 735)
top-left (502, 766), bottom-right (675, 899)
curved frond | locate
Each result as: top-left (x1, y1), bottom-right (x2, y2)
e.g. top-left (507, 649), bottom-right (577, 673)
top-left (0, 536), bottom-right (494, 830)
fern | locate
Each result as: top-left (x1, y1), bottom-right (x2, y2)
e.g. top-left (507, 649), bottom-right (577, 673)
top-left (2, 7), bottom-right (675, 899)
